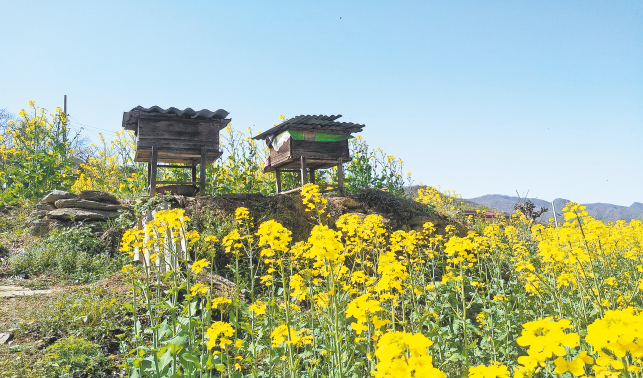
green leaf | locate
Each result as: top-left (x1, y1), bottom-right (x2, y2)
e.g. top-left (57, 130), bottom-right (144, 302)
top-left (158, 347), bottom-right (174, 373)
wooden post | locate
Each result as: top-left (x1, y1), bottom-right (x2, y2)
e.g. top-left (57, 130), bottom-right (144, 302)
top-left (337, 158), bottom-right (344, 194)
top-left (276, 169), bottom-right (282, 194)
top-left (300, 156), bottom-right (307, 187)
top-left (309, 169), bottom-right (315, 184)
top-left (199, 147), bottom-right (207, 196)
top-left (191, 164), bottom-right (197, 184)
top-left (150, 147), bottom-right (158, 196)
top-left (147, 162), bottom-right (151, 191)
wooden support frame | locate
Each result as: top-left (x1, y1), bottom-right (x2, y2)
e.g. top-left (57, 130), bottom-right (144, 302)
top-left (149, 146), bottom-right (158, 196)
top-left (146, 147), bottom-right (208, 197)
top-left (276, 169), bottom-right (282, 194)
top-left (337, 157), bottom-right (344, 193)
top-left (300, 156), bottom-right (307, 187)
top-left (199, 147), bottom-right (207, 196)
top-left (273, 157), bottom-right (345, 195)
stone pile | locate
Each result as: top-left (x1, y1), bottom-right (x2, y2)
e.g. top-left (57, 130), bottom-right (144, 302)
top-left (29, 190), bottom-right (128, 236)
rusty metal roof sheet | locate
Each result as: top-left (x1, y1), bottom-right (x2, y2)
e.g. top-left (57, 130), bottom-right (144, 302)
top-left (253, 114), bottom-right (365, 139)
top-left (122, 106), bottom-right (230, 131)
top-left (129, 106), bottom-right (229, 120)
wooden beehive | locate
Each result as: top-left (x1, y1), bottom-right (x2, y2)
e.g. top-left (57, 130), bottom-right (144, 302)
top-left (253, 115), bottom-right (364, 193)
top-left (122, 105), bottom-right (230, 196)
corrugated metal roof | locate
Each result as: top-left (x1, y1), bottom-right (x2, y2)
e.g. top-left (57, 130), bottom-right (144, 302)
top-left (253, 114), bottom-right (365, 140)
top-left (129, 105), bottom-right (229, 120)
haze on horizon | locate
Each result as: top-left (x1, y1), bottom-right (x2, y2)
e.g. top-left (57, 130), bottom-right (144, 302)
top-left (1, 1), bottom-right (641, 206)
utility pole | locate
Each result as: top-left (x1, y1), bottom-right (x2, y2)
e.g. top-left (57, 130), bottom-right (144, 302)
top-left (63, 95), bottom-right (67, 147)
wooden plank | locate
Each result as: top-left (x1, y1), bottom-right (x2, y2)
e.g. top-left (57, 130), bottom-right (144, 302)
top-left (135, 149), bottom-right (222, 164)
top-left (157, 164), bottom-right (195, 169)
top-left (199, 147), bottom-right (207, 196)
top-left (270, 157), bottom-right (351, 170)
top-left (156, 181), bottom-right (198, 185)
top-left (275, 169), bottom-right (282, 194)
top-left (150, 147), bottom-right (158, 196)
top-left (135, 113), bottom-right (230, 130)
top-left (137, 118), bottom-right (223, 140)
top-left (309, 169), bottom-right (315, 184)
top-left (290, 139), bottom-right (350, 159)
top-left (191, 164), bottom-right (197, 183)
top-left (281, 186), bottom-right (303, 195)
top-left (337, 157), bottom-right (344, 194)
top-left (300, 156), bottom-right (307, 187)
top-left (136, 139), bottom-right (219, 151)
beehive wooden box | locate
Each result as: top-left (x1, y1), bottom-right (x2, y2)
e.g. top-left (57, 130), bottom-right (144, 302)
top-left (122, 106), bottom-right (230, 195)
top-left (253, 115), bottom-right (364, 193)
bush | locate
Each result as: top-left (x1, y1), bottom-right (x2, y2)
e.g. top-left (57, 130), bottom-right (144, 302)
top-left (8, 225), bottom-right (123, 283)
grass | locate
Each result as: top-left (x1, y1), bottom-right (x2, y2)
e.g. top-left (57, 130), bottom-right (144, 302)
top-left (0, 277), bottom-right (133, 377)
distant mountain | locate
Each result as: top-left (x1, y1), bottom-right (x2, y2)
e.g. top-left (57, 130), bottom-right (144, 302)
top-left (468, 195), bottom-right (643, 223)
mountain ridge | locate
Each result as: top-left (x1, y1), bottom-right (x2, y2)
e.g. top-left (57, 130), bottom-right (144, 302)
top-left (468, 194), bottom-right (643, 223)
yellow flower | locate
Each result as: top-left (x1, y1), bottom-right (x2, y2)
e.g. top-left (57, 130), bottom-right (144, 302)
top-left (468, 362), bottom-right (511, 378)
top-left (206, 321), bottom-right (234, 349)
top-left (191, 259), bottom-right (210, 275)
top-left (249, 301), bottom-right (267, 316)
top-left (190, 283), bottom-right (209, 296)
top-left (516, 317), bottom-right (579, 361)
top-left (373, 330), bottom-right (445, 378)
top-left (211, 297), bottom-right (232, 309)
top-left (554, 355), bottom-right (588, 376)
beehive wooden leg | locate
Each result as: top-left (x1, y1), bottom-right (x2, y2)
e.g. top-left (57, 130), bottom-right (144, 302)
top-left (309, 169), bottom-right (316, 184)
top-left (300, 156), bottom-right (307, 187)
top-left (191, 164), bottom-right (197, 184)
top-left (147, 162), bottom-right (151, 193)
top-left (150, 147), bottom-right (158, 196)
top-left (337, 158), bottom-right (344, 194)
top-left (276, 169), bottom-right (282, 194)
top-left (199, 147), bottom-right (207, 196)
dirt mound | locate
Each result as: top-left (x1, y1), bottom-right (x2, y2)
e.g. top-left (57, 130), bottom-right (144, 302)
top-left (182, 190), bottom-right (466, 241)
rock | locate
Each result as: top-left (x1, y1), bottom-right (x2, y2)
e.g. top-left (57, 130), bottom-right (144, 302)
top-left (35, 202), bottom-right (56, 211)
top-left (339, 198), bottom-right (363, 209)
top-left (41, 190), bottom-right (77, 203)
top-left (409, 216), bottom-right (435, 227)
top-left (78, 190), bottom-right (119, 204)
top-left (47, 208), bottom-right (121, 221)
top-left (0, 332), bottom-right (13, 344)
top-left (29, 219), bottom-right (62, 237)
top-left (29, 210), bottom-right (49, 219)
top-left (54, 198), bottom-right (126, 211)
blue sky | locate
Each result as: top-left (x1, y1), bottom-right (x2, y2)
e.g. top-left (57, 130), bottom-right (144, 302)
top-left (1, 0), bottom-right (641, 206)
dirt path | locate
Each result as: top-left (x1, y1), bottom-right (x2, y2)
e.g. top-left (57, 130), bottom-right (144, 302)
top-left (0, 285), bottom-right (53, 298)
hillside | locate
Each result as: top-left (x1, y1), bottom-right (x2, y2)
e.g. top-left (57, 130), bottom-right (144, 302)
top-left (469, 194), bottom-right (643, 223)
